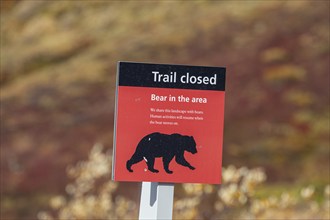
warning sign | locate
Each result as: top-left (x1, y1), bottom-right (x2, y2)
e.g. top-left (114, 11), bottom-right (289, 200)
top-left (112, 62), bottom-right (226, 184)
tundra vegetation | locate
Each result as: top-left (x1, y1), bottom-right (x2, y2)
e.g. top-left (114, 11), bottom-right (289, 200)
top-left (1, 1), bottom-right (329, 219)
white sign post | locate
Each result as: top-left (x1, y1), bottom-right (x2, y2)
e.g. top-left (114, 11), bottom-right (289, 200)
top-left (139, 182), bottom-right (174, 220)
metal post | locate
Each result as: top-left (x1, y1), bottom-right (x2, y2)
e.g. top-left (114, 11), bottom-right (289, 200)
top-left (139, 182), bottom-right (174, 220)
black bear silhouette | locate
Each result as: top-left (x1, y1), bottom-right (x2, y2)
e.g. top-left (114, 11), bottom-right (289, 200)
top-left (126, 132), bottom-right (197, 174)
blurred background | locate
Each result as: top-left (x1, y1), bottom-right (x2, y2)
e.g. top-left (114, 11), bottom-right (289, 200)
top-left (1, 1), bottom-right (329, 219)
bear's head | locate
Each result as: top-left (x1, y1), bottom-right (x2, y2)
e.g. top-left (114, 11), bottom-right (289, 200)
top-left (185, 136), bottom-right (197, 154)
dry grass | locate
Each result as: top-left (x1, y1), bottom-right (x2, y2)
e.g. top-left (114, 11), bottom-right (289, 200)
top-left (38, 145), bottom-right (330, 220)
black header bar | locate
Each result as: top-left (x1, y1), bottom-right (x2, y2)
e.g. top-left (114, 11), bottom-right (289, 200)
top-left (118, 62), bottom-right (226, 91)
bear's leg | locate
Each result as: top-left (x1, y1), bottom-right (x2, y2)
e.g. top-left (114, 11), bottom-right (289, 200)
top-left (162, 155), bottom-right (174, 174)
top-left (126, 154), bottom-right (143, 172)
top-left (175, 154), bottom-right (195, 170)
top-left (146, 157), bottom-right (159, 173)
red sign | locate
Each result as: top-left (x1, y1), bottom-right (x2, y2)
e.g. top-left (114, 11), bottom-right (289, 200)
top-left (112, 62), bottom-right (226, 184)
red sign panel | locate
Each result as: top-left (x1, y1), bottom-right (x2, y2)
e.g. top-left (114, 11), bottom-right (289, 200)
top-left (112, 62), bottom-right (226, 184)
